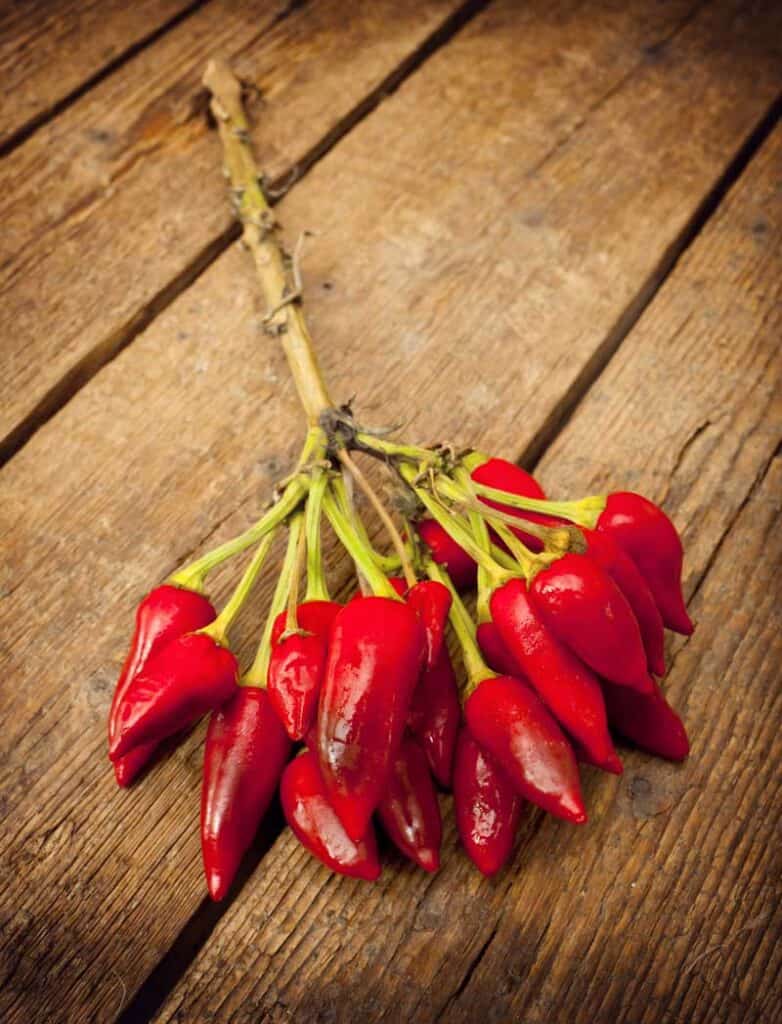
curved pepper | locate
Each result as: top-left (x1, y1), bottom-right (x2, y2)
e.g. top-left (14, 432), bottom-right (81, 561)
top-left (601, 677), bottom-right (689, 761)
top-left (490, 579), bottom-right (622, 773)
top-left (581, 528), bottom-right (666, 677)
top-left (108, 584), bottom-right (216, 785)
top-left (454, 727), bottom-right (522, 876)
top-left (406, 646), bottom-right (460, 788)
top-left (316, 595), bottom-right (424, 841)
top-left (110, 632), bottom-right (238, 759)
top-left (476, 620), bottom-right (527, 679)
top-left (281, 750), bottom-right (381, 880)
top-left (415, 518), bottom-right (477, 591)
top-left (377, 736), bottom-right (442, 872)
top-left (464, 674), bottom-right (586, 823)
top-left (201, 687), bottom-right (291, 900)
top-left (530, 552), bottom-right (651, 693)
top-left (597, 491), bottom-right (693, 635)
top-left (472, 456), bottom-right (549, 552)
top-left (267, 600), bottom-right (341, 740)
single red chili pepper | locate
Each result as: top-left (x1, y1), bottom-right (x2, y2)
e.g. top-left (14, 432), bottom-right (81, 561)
top-left (387, 577), bottom-right (451, 671)
top-left (316, 595), bottom-right (424, 841)
top-left (529, 553), bottom-right (652, 693)
top-left (110, 632), bottom-right (238, 758)
top-left (281, 750), bottom-right (381, 880)
top-left (415, 517), bottom-right (477, 591)
top-left (472, 456), bottom-right (549, 552)
top-left (597, 491), bottom-right (693, 635)
top-left (377, 736), bottom-right (442, 872)
top-left (406, 646), bottom-right (460, 788)
top-left (267, 600), bottom-right (341, 740)
top-left (601, 677), bottom-right (690, 761)
top-left (464, 674), bottom-right (586, 823)
top-left (490, 578), bottom-right (622, 773)
top-left (581, 528), bottom-right (666, 677)
top-left (201, 686), bottom-right (291, 900)
top-left (476, 620), bottom-right (527, 679)
top-left (108, 584), bottom-right (216, 786)
top-left (453, 727), bottom-right (522, 876)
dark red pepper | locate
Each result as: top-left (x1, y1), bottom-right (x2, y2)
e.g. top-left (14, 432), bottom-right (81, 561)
top-left (597, 491), bottom-right (693, 635)
top-left (490, 578), bottom-right (621, 773)
top-left (406, 646), bottom-right (460, 788)
top-left (476, 620), bottom-right (526, 679)
top-left (453, 727), bottom-right (522, 876)
top-left (316, 595), bottom-right (424, 841)
top-left (464, 674), bottom-right (586, 823)
top-left (601, 677), bottom-right (689, 761)
top-left (281, 751), bottom-right (381, 880)
top-left (581, 528), bottom-right (666, 677)
top-left (108, 584), bottom-right (216, 785)
top-left (529, 553), bottom-right (652, 693)
top-left (267, 600), bottom-right (341, 740)
top-left (415, 517), bottom-right (477, 591)
top-left (377, 736), bottom-right (442, 872)
top-left (472, 456), bottom-right (549, 552)
top-left (387, 577), bottom-right (451, 671)
top-left (201, 686), bottom-right (291, 900)
top-left (110, 632), bottom-right (238, 759)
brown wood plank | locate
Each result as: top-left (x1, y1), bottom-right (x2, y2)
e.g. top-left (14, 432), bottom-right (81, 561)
top-left (0, 0), bottom-right (471, 462)
top-left (0, 0), bottom-right (780, 1021)
top-left (0, 0), bottom-right (201, 150)
top-left (152, 121), bottom-right (782, 1023)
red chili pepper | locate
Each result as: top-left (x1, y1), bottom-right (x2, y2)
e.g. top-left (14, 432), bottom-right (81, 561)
top-left (529, 553), bottom-right (652, 693)
top-left (464, 674), bottom-right (586, 823)
top-left (415, 517), bottom-right (477, 591)
top-left (454, 727), bottom-right (522, 876)
top-left (387, 577), bottom-right (451, 671)
top-left (109, 632), bottom-right (238, 759)
top-left (601, 677), bottom-right (689, 761)
top-left (581, 528), bottom-right (666, 677)
top-left (267, 600), bottom-right (341, 740)
top-left (281, 750), bottom-right (381, 880)
top-left (316, 595), bottom-right (424, 841)
top-left (490, 578), bottom-right (621, 773)
top-left (377, 736), bottom-right (442, 872)
top-left (108, 584), bottom-right (216, 786)
top-left (406, 646), bottom-right (460, 788)
top-left (476, 620), bottom-right (526, 679)
top-left (201, 687), bottom-right (291, 900)
top-left (472, 456), bottom-right (549, 552)
top-left (597, 492), bottom-right (693, 635)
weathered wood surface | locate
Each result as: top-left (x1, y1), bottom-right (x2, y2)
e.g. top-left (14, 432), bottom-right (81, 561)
top-left (150, 118), bottom-right (782, 1024)
top-left (0, 0), bottom-right (469, 461)
top-left (0, 0), bottom-right (199, 150)
top-left (0, 0), bottom-right (780, 1022)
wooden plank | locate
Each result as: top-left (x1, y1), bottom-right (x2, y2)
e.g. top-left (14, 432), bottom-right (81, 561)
top-left (149, 31), bottom-right (782, 1024)
top-left (0, 0), bottom-right (471, 461)
top-left (0, 0), bottom-right (200, 150)
top-left (0, 0), bottom-right (780, 1021)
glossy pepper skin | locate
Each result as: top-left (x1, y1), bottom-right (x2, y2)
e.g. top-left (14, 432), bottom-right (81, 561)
top-left (465, 674), bottom-right (586, 823)
top-left (472, 456), bottom-right (549, 552)
top-left (267, 600), bottom-right (341, 740)
top-left (110, 632), bottom-right (238, 759)
top-left (601, 677), bottom-right (689, 761)
top-left (490, 579), bottom-right (621, 773)
top-left (581, 528), bottom-right (666, 677)
top-left (530, 553), bottom-right (652, 693)
top-left (316, 595), bottom-right (424, 842)
top-left (598, 492), bottom-right (693, 635)
top-left (377, 736), bottom-right (442, 871)
top-left (108, 584), bottom-right (216, 785)
top-left (387, 577), bottom-right (452, 672)
top-left (453, 728), bottom-right (522, 876)
top-left (416, 518), bottom-right (477, 592)
top-left (406, 646), bottom-right (460, 788)
top-left (201, 687), bottom-right (291, 900)
top-left (281, 751), bottom-right (381, 880)
top-left (477, 620), bottom-right (527, 679)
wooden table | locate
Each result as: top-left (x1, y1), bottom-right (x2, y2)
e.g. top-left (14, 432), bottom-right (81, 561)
top-left (1, 2), bottom-right (780, 1021)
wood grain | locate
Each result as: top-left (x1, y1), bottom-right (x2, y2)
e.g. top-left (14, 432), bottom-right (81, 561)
top-left (0, 0), bottom-right (201, 150)
top-left (152, 121), bottom-right (782, 1024)
top-left (0, 0), bottom-right (780, 1021)
top-left (0, 0), bottom-right (470, 460)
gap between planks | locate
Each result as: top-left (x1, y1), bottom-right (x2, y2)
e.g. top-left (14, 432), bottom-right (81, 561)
top-left (0, 0), bottom-right (492, 471)
top-left (115, 87), bottom-right (781, 1024)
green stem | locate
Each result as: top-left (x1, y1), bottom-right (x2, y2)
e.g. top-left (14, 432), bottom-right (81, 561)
top-left (468, 480), bottom-right (606, 529)
top-left (323, 487), bottom-right (397, 598)
top-left (468, 509), bottom-right (493, 624)
top-left (425, 560), bottom-right (493, 696)
top-left (243, 513), bottom-right (304, 686)
top-left (304, 469), bottom-right (330, 601)
top-left (354, 432), bottom-right (436, 464)
top-left (200, 529), bottom-right (278, 646)
top-left (332, 475), bottom-right (399, 573)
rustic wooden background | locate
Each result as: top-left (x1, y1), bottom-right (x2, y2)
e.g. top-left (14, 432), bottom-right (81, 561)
top-left (1, 1), bottom-right (780, 1022)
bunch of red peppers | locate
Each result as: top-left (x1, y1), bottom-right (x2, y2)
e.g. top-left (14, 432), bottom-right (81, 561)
top-left (107, 61), bottom-right (693, 900)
